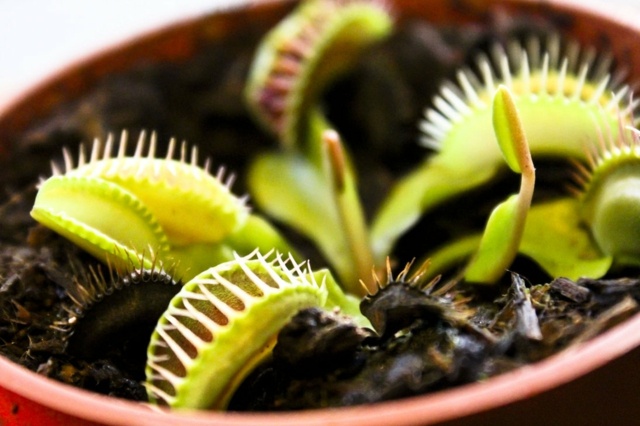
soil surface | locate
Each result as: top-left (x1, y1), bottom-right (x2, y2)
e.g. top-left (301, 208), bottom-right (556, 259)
top-left (0, 4), bottom-right (638, 411)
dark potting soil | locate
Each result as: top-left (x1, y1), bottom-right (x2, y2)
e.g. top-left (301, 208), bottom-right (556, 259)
top-left (0, 4), bottom-right (638, 411)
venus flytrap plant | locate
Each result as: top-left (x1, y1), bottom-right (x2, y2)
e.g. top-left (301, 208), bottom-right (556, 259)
top-left (17, 0), bottom-right (640, 415)
top-left (31, 131), bottom-right (296, 280)
top-left (371, 36), bottom-right (637, 261)
top-left (246, 0), bottom-right (393, 295)
top-left (245, 0), bottom-right (393, 158)
top-left (144, 249), bottom-right (368, 410)
top-left (424, 113), bottom-right (640, 282)
top-left (30, 128), bottom-right (370, 409)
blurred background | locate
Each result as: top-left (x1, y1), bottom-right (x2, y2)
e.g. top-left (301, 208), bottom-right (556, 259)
top-left (0, 0), bottom-right (229, 102)
top-left (0, 0), bottom-right (638, 103)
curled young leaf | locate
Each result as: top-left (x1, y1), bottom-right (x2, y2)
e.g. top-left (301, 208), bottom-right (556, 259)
top-left (465, 86), bottom-right (535, 284)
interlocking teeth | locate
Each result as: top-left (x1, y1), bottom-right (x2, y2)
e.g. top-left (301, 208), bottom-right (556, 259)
top-left (573, 122), bottom-right (640, 193)
top-left (574, 124), bottom-right (640, 265)
top-left (64, 264), bottom-right (182, 371)
top-left (46, 130), bottom-right (250, 247)
top-left (145, 249), bottom-right (327, 410)
top-left (420, 36), bottom-right (634, 149)
top-left (56, 130), bottom-right (218, 187)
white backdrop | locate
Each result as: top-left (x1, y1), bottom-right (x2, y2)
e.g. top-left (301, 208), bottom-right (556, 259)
top-left (0, 0), bottom-right (638, 103)
top-left (0, 0), bottom-right (234, 101)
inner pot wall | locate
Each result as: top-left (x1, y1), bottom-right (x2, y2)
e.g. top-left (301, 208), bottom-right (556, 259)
top-left (0, 0), bottom-right (639, 425)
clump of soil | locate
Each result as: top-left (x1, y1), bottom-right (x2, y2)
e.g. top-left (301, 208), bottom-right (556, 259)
top-left (0, 213), bottom-right (148, 399)
top-left (228, 274), bottom-right (640, 410)
top-left (0, 3), bottom-right (638, 412)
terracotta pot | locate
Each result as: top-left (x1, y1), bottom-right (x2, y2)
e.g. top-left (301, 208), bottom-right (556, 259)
top-left (1, 1), bottom-right (640, 425)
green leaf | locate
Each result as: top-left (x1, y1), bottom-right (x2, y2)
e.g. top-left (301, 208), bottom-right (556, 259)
top-left (371, 159), bottom-right (499, 262)
top-left (520, 198), bottom-right (612, 280)
top-left (426, 199), bottom-right (612, 281)
top-left (248, 152), bottom-right (352, 285)
top-left (422, 234), bottom-right (482, 282)
top-left (322, 130), bottom-right (375, 295)
top-left (464, 195), bottom-right (520, 283)
top-left (167, 243), bottom-right (234, 281)
top-left (225, 214), bottom-right (299, 259)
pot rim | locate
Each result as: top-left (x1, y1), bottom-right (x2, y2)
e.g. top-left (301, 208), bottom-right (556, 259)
top-left (2, 312), bottom-right (639, 426)
top-left (1, 0), bottom-right (640, 425)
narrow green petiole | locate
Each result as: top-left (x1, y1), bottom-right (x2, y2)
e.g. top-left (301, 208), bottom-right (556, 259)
top-left (323, 129), bottom-right (375, 295)
top-left (465, 85), bottom-right (535, 284)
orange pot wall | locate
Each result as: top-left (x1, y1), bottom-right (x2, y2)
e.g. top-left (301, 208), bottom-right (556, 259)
top-left (1, 1), bottom-right (640, 425)
top-left (0, 387), bottom-right (104, 426)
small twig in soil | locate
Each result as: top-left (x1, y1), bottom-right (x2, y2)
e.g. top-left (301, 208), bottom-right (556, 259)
top-left (510, 273), bottom-right (542, 341)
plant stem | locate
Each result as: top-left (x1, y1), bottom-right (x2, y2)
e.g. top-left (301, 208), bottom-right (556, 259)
top-left (464, 86), bottom-right (536, 283)
top-left (323, 129), bottom-right (375, 295)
